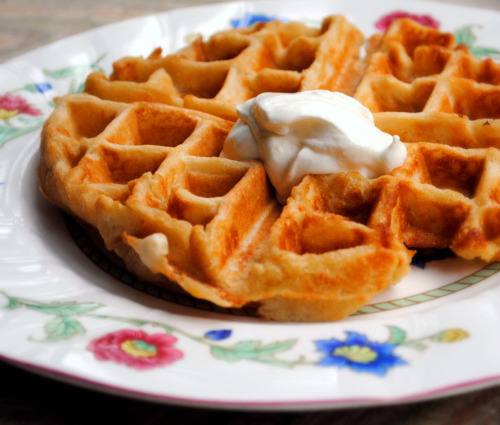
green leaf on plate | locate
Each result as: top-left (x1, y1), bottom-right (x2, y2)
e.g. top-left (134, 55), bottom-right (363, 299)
top-left (44, 315), bottom-right (85, 342)
top-left (470, 46), bottom-right (500, 58)
top-left (211, 339), bottom-right (296, 362)
top-left (4, 297), bottom-right (23, 310)
top-left (455, 25), bottom-right (477, 47)
top-left (386, 325), bottom-right (407, 345)
top-left (0, 123), bottom-right (43, 148)
top-left (400, 341), bottom-right (427, 351)
top-left (454, 25), bottom-right (500, 59)
top-left (26, 301), bottom-right (102, 316)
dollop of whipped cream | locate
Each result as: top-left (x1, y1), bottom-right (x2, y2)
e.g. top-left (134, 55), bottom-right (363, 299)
top-left (221, 90), bottom-right (407, 204)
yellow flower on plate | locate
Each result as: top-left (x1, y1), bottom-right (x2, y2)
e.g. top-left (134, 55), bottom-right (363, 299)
top-left (0, 108), bottom-right (18, 119)
top-left (433, 329), bottom-right (469, 343)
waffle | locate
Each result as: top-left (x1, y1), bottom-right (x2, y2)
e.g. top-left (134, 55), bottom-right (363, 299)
top-left (246, 141), bottom-right (500, 320)
top-left (318, 142), bottom-right (500, 263)
top-left (38, 16), bottom-right (500, 321)
top-left (38, 93), bottom-right (413, 321)
top-left (354, 18), bottom-right (500, 148)
top-left (84, 14), bottom-right (365, 121)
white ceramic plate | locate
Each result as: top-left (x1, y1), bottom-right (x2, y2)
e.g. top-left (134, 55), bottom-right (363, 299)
top-left (1, 0), bottom-right (500, 411)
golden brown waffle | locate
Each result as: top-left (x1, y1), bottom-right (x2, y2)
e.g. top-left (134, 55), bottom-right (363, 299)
top-left (38, 93), bottom-right (413, 321)
top-left (245, 143), bottom-right (500, 320)
top-left (37, 93), bottom-right (268, 306)
top-left (317, 142), bottom-right (500, 263)
top-left (242, 173), bottom-right (413, 322)
top-left (38, 16), bottom-right (500, 321)
top-left (354, 18), bottom-right (500, 148)
top-left (84, 15), bottom-right (365, 121)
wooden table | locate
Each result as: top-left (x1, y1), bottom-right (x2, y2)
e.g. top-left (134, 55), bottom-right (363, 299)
top-left (1, 0), bottom-right (500, 423)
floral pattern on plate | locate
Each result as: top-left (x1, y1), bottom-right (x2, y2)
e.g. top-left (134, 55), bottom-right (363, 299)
top-left (1, 2), bottom-right (499, 408)
top-left (1, 290), bottom-right (469, 376)
top-left (0, 55), bottom-right (104, 147)
top-left (0, 9), bottom-right (493, 376)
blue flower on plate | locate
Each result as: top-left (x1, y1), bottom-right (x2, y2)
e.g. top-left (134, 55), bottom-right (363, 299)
top-left (205, 329), bottom-right (232, 341)
top-left (33, 83), bottom-right (53, 93)
top-left (231, 13), bottom-right (282, 29)
top-left (315, 331), bottom-right (406, 376)
top-left (21, 82), bottom-right (53, 94)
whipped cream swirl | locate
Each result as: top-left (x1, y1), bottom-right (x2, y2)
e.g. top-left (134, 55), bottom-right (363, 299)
top-left (221, 90), bottom-right (407, 204)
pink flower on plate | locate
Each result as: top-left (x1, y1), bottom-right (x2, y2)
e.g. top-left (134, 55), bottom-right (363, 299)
top-left (88, 329), bottom-right (183, 370)
top-left (0, 92), bottom-right (42, 119)
top-left (375, 11), bottom-right (439, 31)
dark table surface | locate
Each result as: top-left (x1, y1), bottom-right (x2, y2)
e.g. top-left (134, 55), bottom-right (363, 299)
top-left (2, 0), bottom-right (500, 423)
